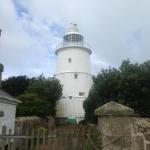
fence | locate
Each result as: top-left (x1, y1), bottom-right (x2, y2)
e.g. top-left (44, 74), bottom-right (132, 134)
top-left (0, 125), bottom-right (99, 150)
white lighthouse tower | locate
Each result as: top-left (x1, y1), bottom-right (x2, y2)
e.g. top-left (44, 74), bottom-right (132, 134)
top-left (55, 24), bottom-right (92, 123)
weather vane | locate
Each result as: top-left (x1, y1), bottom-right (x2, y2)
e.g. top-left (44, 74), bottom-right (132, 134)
top-left (70, 23), bottom-right (77, 27)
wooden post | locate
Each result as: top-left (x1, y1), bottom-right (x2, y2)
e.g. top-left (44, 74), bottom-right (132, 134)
top-left (30, 129), bottom-right (34, 150)
top-left (36, 129), bottom-right (40, 150)
top-left (1, 126), bottom-right (7, 150)
top-left (25, 129), bottom-right (29, 150)
top-left (7, 139), bottom-right (11, 150)
top-left (8, 129), bottom-right (12, 150)
top-left (43, 128), bottom-right (46, 145)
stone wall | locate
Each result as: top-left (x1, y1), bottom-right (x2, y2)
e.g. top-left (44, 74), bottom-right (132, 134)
top-left (131, 118), bottom-right (150, 150)
top-left (95, 101), bottom-right (150, 150)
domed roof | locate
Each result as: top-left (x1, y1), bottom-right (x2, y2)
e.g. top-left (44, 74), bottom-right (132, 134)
top-left (65, 23), bottom-right (80, 35)
top-left (0, 63), bottom-right (4, 72)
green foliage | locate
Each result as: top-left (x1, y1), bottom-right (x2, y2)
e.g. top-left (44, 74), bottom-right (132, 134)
top-left (16, 93), bottom-right (49, 117)
top-left (2, 76), bottom-right (30, 97)
top-left (27, 75), bottom-right (62, 116)
top-left (16, 75), bottom-right (62, 117)
top-left (84, 59), bottom-right (150, 123)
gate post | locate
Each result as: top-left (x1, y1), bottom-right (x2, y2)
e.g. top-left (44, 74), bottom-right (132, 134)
top-left (95, 101), bottom-right (134, 150)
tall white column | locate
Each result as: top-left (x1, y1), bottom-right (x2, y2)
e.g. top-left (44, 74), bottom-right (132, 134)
top-left (55, 24), bottom-right (92, 121)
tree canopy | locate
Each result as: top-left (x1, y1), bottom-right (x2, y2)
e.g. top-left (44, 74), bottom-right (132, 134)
top-left (16, 75), bottom-right (62, 117)
top-left (84, 60), bottom-right (150, 123)
top-left (16, 93), bottom-right (50, 117)
top-left (2, 75), bottom-right (30, 97)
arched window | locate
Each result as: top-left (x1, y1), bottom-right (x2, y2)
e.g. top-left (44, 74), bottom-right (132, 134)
top-left (8, 129), bottom-right (12, 135)
top-left (0, 111), bottom-right (4, 117)
top-left (2, 125), bottom-right (7, 135)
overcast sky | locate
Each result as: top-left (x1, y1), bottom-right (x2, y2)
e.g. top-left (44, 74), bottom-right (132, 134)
top-left (0, 0), bottom-right (150, 79)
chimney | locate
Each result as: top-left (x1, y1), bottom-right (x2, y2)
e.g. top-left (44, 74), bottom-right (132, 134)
top-left (0, 63), bottom-right (4, 88)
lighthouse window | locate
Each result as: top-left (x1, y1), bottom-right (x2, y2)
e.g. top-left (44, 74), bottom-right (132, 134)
top-left (79, 92), bottom-right (85, 96)
top-left (72, 34), bottom-right (76, 42)
top-left (63, 34), bottom-right (84, 43)
top-left (68, 34), bottom-right (71, 42)
top-left (68, 58), bottom-right (72, 63)
top-left (69, 96), bottom-right (72, 99)
top-left (74, 73), bottom-right (78, 79)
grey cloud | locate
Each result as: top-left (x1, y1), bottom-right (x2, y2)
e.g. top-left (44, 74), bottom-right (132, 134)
top-left (1, 0), bottom-right (150, 78)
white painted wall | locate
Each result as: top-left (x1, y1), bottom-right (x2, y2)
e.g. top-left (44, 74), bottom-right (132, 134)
top-left (56, 47), bottom-right (91, 74)
top-left (55, 24), bottom-right (93, 120)
top-left (0, 101), bottom-right (16, 134)
top-left (56, 97), bottom-right (85, 118)
top-left (56, 46), bottom-right (92, 119)
top-left (56, 72), bottom-right (92, 97)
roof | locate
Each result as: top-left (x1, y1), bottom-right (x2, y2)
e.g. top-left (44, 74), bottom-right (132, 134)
top-left (65, 24), bottom-right (80, 35)
top-left (0, 90), bottom-right (21, 104)
top-left (95, 101), bottom-right (134, 116)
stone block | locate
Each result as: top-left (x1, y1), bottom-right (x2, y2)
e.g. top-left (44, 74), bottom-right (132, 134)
top-left (102, 135), bottom-right (132, 150)
top-left (99, 116), bottom-right (133, 136)
top-left (146, 143), bottom-right (150, 150)
top-left (131, 135), bottom-right (144, 150)
top-left (144, 133), bottom-right (150, 141)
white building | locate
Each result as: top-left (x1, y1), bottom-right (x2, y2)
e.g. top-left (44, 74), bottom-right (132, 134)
top-left (55, 24), bottom-right (92, 122)
top-left (0, 63), bottom-right (20, 134)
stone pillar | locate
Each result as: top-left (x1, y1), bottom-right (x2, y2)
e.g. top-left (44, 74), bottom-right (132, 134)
top-left (0, 63), bottom-right (4, 88)
top-left (95, 101), bottom-right (134, 150)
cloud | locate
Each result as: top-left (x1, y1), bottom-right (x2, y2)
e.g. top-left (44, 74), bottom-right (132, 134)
top-left (0, 0), bottom-right (150, 78)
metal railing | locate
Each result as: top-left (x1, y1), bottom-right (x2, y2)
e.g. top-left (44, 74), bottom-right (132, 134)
top-left (56, 42), bottom-right (91, 50)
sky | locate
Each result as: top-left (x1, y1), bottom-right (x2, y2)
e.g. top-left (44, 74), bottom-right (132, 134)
top-left (0, 0), bottom-right (150, 79)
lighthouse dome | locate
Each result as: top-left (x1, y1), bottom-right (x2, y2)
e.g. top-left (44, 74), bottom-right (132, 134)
top-left (65, 24), bottom-right (80, 35)
top-left (56, 24), bottom-right (91, 54)
top-left (63, 24), bottom-right (84, 44)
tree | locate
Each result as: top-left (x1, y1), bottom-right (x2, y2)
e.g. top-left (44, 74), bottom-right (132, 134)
top-left (84, 68), bottom-right (121, 123)
top-left (2, 76), bottom-right (30, 97)
top-left (84, 60), bottom-right (150, 123)
top-left (16, 75), bottom-right (62, 117)
top-left (16, 93), bottom-right (49, 117)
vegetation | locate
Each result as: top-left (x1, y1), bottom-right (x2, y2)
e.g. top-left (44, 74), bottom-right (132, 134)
top-left (16, 93), bottom-right (49, 117)
top-left (2, 75), bottom-right (30, 97)
top-left (2, 75), bottom-right (62, 117)
top-left (84, 59), bottom-right (150, 123)
top-left (17, 75), bottom-right (62, 117)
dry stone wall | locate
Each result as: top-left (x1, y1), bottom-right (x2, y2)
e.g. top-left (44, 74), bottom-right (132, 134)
top-left (131, 118), bottom-right (150, 150)
top-left (95, 101), bottom-right (150, 150)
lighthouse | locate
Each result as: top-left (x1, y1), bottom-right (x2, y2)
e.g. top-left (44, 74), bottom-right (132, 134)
top-left (55, 24), bottom-right (92, 123)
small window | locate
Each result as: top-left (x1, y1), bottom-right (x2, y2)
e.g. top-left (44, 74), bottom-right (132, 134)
top-left (0, 111), bottom-right (4, 117)
top-left (8, 129), bottom-right (12, 134)
top-left (69, 96), bottom-right (72, 99)
top-left (2, 126), bottom-right (7, 135)
top-left (74, 73), bottom-right (78, 79)
top-left (68, 58), bottom-right (72, 63)
top-left (79, 92), bottom-right (85, 96)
